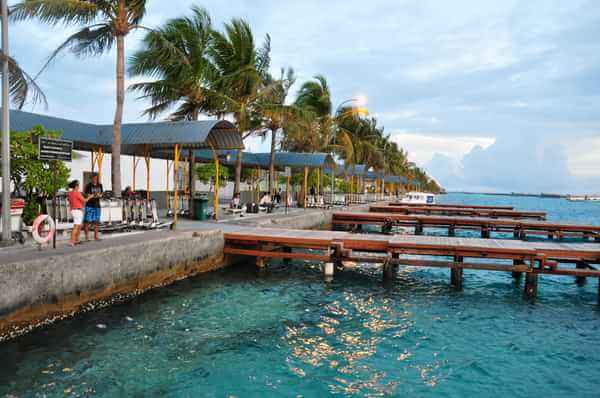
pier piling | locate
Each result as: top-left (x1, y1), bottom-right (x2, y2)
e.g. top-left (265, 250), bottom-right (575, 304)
top-left (415, 223), bottom-right (423, 235)
top-left (451, 256), bottom-right (464, 290)
top-left (283, 247), bottom-right (292, 265)
top-left (512, 260), bottom-right (524, 281)
top-left (576, 261), bottom-right (587, 286)
top-left (524, 273), bottom-right (538, 299)
top-left (481, 227), bottom-right (490, 239)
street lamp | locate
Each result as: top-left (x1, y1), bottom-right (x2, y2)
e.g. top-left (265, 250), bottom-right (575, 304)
top-left (330, 97), bottom-right (368, 201)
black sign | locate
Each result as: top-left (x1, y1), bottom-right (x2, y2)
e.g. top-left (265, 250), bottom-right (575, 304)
top-left (38, 137), bottom-right (73, 161)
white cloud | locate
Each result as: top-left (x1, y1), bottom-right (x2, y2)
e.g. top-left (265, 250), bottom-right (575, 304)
top-left (565, 136), bottom-right (600, 177)
top-left (390, 132), bottom-right (495, 165)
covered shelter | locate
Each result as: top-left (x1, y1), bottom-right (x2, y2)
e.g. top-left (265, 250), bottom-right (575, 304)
top-left (7, 109), bottom-right (243, 223)
top-left (194, 150), bottom-right (335, 208)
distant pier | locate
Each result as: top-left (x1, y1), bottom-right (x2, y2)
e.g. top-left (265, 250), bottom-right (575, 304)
top-left (332, 211), bottom-right (600, 241)
top-left (370, 204), bottom-right (547, 220)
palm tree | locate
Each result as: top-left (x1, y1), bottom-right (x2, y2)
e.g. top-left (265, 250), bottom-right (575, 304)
top-left (128, 6), bottom-right (217, 121)
top-left (256, 67), bottom-right (299, 193)
top-left (209, 18), bottom-right (270, 195)
top-left (11, 0), bottom-right (149, 197)
top-left (1, 52), bottom-right (46, 109)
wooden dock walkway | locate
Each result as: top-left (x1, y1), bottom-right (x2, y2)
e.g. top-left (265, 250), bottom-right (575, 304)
top-left (388, 202), bottom-right (515, 210)
top-left (224, 227), bottom-right (600, 300)
top-left (332, 211), bottom-right (600, 240)
top-left (370, 205), bottom-right (546, 220)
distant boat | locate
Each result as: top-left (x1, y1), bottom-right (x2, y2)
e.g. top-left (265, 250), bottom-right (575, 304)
top-left (400, 191), bottom-right (436, 204)
top-left (567, 195), bottom-right (600, 202)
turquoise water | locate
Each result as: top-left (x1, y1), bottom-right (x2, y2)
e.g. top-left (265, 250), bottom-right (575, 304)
top-left (2, 193), bottom-right (600, 397)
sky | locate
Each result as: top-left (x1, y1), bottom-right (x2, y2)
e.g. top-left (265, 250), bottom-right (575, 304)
top-left (8, 0), bottom-right (600, 194)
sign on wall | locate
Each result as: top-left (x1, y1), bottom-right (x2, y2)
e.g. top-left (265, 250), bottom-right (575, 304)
top-left (38, 137), bottom-right (73, 162)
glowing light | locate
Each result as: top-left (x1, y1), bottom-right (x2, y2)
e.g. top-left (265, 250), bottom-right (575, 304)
top-left (355, 95), bottom-right (368, 107)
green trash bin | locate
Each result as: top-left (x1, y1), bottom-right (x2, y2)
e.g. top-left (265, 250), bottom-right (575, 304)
top-left (193, 197), bottom-right (209, 220)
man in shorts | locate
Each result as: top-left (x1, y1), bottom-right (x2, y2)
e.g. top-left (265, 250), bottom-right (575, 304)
top-left (84, 173), bottom-right (103, 241)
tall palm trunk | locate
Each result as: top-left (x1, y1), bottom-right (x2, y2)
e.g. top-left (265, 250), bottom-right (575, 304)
top-left (268, 127), bottom-right (277, 194)
top-left (234, 150), bottom-right (242, 195)
top-left (112, 34), bottom-right (125, 197)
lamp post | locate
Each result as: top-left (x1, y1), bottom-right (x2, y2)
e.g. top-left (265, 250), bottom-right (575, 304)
top-left (1, 0), bottom-right (10, 242)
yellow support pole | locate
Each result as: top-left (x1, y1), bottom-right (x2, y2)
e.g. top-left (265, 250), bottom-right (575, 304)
top-left (132, 154), bottom-right (140, 191)
top-left (173, 144), bottom-right (181, 229)
top-left (91, 148), bottom-right (96, 172)
top-left (316, 167), bottom-right (320, 195)
top-left (144, 152), bottom-right (151, 201)
top-left (96, 148), bottom-right (104, 180)
top-left (303, 166), bottom-right (308, 208)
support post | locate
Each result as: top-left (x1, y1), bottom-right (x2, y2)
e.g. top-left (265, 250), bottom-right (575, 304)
top-left (303, 166), bottom-right (308, 208)
top-left (173, 144), bottom-right (180, 229)
top-left (524, 272), bottom-right (538, 299)
top-left (448, 225), bottom-right (455, 237)
top-left (166, 160), bottom-right (172, 212)
top-left (576, 261), bottom-right (587, 286)
top-left (451, 256), bottom-right (464, 290)
top-left (383, 253), bottom-right (398, 282)
top-left (188, 148), bottom-right (195, 218)
top-left (481, 227), bottom-right (490, 239)
top-left (132, 154), bottom-right (138, 191)
top-left (512, 259), bottom-right (524, 281)
top-left (144, 151), bottom-right (151, 202)
top-left (283, 246), bottom-right (292, 265)
top-left (415, 223), bottom-right (423, 235)
top-left (323, 262), bottom-right (334, 278)
top-left (214, 155), bottom-right (219, 221)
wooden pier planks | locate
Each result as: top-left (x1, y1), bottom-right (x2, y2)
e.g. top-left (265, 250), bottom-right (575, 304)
top-left (370, 205), bottom-right (546, 220)
top-left (388, 202), bottom-right (515, 210)
top-left (224, 227), bottom-right (600, 265)
top-left (332, 211), bottom-right (600, 240)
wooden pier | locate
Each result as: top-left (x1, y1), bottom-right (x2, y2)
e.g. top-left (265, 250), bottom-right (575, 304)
top-left (332, 212), bottom-right (600, 241)
top-left (224, 227), bottom-right (600, 300)
top-left (388, 203), bottom-right (515, 210)
top-left (370, 205), bottom-right (546, 220)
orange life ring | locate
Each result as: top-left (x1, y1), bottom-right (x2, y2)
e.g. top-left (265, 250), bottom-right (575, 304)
top-left (32, 214), bottom-right (55, 245)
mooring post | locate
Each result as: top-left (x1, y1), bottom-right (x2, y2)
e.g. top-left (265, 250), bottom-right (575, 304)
top-left (576, 261), bottom-right (587, 286)
top-left (451, 256), bottom-right (464, 290)
top-left (524, 272), bottom-right (538, 299)
top-left (448, 225), bottom-right (455, 237)
top-left (512, 259), bottom-right (524, 281)
top-left (513, 229), bottom-right (520, 239)
top-left (323, 262), bottom-right (335, 279)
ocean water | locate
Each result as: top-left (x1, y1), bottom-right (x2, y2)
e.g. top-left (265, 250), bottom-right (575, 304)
top-left (2, 193), bottom-right (600, 397)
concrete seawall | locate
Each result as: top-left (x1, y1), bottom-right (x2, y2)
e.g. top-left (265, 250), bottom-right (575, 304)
top-left (0, 207), bottom-right (358, 341)
top-left (0, 230), bottom-right (224, 340)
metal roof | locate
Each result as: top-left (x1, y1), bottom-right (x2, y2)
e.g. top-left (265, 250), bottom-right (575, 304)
top-left (195, 150), bottom-right (335, 170)
top-left (5, 109), bottom-right (243, 155)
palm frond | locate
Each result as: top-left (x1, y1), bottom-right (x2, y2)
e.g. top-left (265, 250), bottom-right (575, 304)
top-left (2, 52), bottom-right (47, 109)
top-left (10, 0), bottom-right (100, 25)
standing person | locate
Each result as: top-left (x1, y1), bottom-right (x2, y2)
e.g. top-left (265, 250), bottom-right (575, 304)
top-left (67, 180), bottom-right (86, 246)
top-left (84, 173), bottom-right (103, 241)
